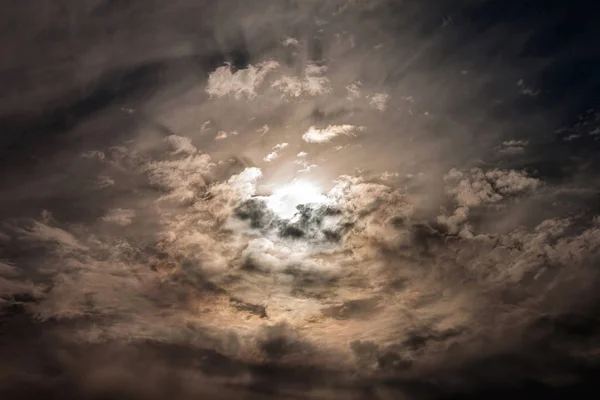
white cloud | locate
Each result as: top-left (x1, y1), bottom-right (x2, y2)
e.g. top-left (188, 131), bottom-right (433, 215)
top-left (302, 124), bottom-right (362, 143)
top-left (298, 164), bottom-right (318, 173)
top-left (368, 93), bottom-right (389, 111)
top-left (282, 37), bottom-right (299, 47)
top-left (215, 131), bottom-right (228, 140)
top-left (272, 63), bottom-right (331, 97)
top-left (215, 131), bottom-right (238, 141)
top-left (206, 60), bottom-right (279, 99)
top-left (303, 74), bottom-right (332, 96)
top-left (263, 143), bottom-right (289, 162)
top-left (226, 167), bottom-right (263, 199)
top-left (272, 76), bottom-right (304, 97)
top-left (263, 152), bottom-right (280, 162)
top-left (380, 171), bottom-right (400, 180)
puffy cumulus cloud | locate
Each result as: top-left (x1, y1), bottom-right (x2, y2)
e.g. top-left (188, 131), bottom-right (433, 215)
top-left (302, 124), bottom-right (363, 143)
top-left (206, 60), bottom-right (279, 99)
top-left (438, 168), bottom-right (540, 236)
top-left (226, 167), bottom-right (263, 199)
top-left (272, 63), bottom-right (332, 98)
top-left (443, 168), bottom-right (540, 208)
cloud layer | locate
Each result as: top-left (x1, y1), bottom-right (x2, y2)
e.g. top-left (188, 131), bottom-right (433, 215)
top-left (2, 1), bottom-right (600, 399)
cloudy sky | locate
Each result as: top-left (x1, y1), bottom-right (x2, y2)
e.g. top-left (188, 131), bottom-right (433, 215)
top-left (2, 1), bottom-right (600, 399)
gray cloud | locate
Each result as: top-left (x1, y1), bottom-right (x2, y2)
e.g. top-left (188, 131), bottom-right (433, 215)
top-left (2, 0), bottom-right (600, 399)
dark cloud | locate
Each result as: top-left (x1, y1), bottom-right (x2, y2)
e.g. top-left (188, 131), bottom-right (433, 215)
top-left (2, 0), bottom-right (600, 399)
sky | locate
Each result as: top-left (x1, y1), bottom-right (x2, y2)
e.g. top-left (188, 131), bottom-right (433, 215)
top-left (2, 1), bottom-right (600, 399)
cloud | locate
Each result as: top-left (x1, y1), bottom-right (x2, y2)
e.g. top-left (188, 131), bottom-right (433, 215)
top-left (438, 168), bottom-right (541, 235)
top-left (443, 168), bottom-right (540, 208)
top-left (215, 131), bottom-right (238, 141)
top-left (215, 131), bottom-right (228, 140)
top-left (102, 209), bottom-right (135, 226)
top-left (145, 150), bottom-right (214, 200)
top-left (302, 124), bottom-right (362, 143)
top-left (263, 142), bottom-right (289, 162)
top-left (17, 221), bottom-right (88, 252)
top-left (271, 76), bottom-right (304, 97)
top-left (206, 60), bottom-right (279, 99)
top-left (517, 79), bottom-right (540, 97)
top-left (272, 63), bottom-right (332, 97)
top-left (257, 125), bottom-right (269, 135)
top-left (165, 135), bottom-right (197, 155)
top-left (298, 164), bottom-right (318, 173)
top-left (499, 139), bottom-right (528, 154)
top-left (368, 93), bottom-right (389, 111)
top-left (225, 167), bottom-right (263, 199)
top-left (3, 2), bottom-right (600, 397)
top-left (346, 81), bottom-right (362, 100)
top-left (282, 37), bottom-right (299, 47)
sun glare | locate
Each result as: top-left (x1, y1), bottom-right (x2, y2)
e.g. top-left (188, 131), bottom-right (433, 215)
top-left (266, 180), bottom-right (330, 219)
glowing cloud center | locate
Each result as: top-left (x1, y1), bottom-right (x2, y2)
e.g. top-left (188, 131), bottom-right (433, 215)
top-left (266, 181), bottom-right (330, 219)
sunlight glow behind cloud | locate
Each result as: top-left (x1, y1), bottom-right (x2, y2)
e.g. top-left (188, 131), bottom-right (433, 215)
top-left (265, 180), bottom-right (330, 219)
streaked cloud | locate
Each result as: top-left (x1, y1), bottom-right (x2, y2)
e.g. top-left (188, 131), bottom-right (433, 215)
top-left (302, 124), bottom-right (362, 143)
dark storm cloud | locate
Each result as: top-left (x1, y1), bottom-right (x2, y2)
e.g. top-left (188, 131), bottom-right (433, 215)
top-left (3, 0), bottom-right (600, 399)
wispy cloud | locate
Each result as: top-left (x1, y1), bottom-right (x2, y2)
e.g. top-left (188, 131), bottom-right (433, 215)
top-left (302, 124), bottom-right (362, 143)
top-left (263, 142), bottom-right (289, 162)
